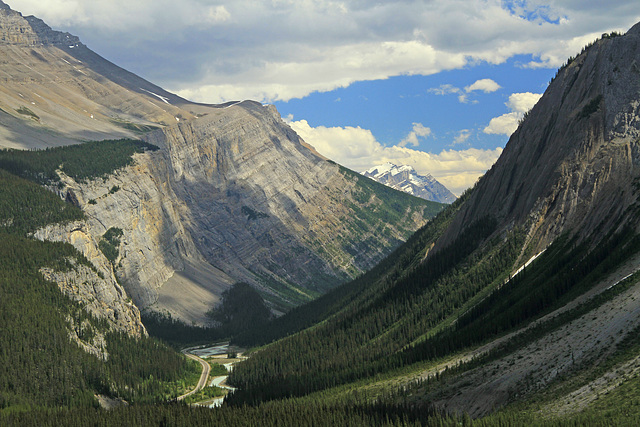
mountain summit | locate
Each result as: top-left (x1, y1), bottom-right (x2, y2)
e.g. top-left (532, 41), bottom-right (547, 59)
top-left (0, 1), bottom-right (443, 324)
top-left (0, 0), bottom-right (197, 149)
top-left (0, 0), bottom-right (79, 46)
top-left (362, 163), bottom-right (456, 203)
top-left (434, 27), bottom-right (640, 255)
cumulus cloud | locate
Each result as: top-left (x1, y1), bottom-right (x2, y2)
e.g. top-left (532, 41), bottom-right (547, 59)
top-left (398, 123), bottom-right (432, 147)
top-left (8, 0), bottom-right (639, 103)
top-left (288, 119), bottom-right (501, 195)
top-left (429, 84), bottom-right (466, 103)
top-left (484, 92), bottom-right (543, 136)
top-left (429, 78), bottom-right (501, 104)
top-left (464, 79), bottom-right (501, 93)
top-left (453, 129), bottom-right (471, 145)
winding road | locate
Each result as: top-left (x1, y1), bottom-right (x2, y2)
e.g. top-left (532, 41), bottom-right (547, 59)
top-left (176, 352), bottom-right (211, 401)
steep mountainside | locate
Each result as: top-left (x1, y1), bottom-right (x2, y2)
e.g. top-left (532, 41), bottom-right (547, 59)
top-left (0, 1), bottom-right (443, 324)
top-left (225, 23), bottom-right (640, 422)
top-left (0, 0), bottom-right (201, 149)
top-left (46, 107), bottom-right (440, 323)
top-left (363, 162), bottom-right (457, 203)
top-left (436, 24), bottom-right (640, 256)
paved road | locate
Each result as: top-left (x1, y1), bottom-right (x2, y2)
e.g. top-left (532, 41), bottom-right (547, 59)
top-left (177, 352), bottom-right (211, 401)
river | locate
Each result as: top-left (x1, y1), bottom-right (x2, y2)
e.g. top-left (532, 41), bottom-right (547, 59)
top-left (181, 342), bottom-right (244, 408)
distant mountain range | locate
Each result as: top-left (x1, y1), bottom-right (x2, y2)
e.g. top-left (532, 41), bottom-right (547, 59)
top-left (4, 0), bottom-right (640, 424)
top-left (362, 163), bottom-right (456, 204)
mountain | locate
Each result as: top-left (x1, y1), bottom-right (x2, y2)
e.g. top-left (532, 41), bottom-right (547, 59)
top-left (0, 0), bottom-right (443, 326)
top-left (0, 1), bottom-right (201, 150)
top-left (6, 0), bottom-right (640, 424)
top-left (222, 23), bottom-right (640, 423)
top-left (362, 162), bottom-right (457, 203)
top-left (434, 25), bottom-right (640, 256)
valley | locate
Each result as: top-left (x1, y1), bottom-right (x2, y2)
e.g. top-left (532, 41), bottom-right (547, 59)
top-left (2, 0), bottom-right (640, 425)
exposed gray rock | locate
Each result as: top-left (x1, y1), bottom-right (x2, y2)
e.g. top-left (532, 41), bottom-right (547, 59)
top-left (44, 101), bottom-right (432, 324)
top-left (2, 0), bottom-right (435, 325)
top-left (34, 222), bottom-right (146, 338)
top-left (0, 1), bottom-right (197, 150)
top-left (0, 1), bottom-right (79, 47)
top-left (435, 26), bottom-right (640, 258)
top-left (65, 315), bottom-right (109, 361)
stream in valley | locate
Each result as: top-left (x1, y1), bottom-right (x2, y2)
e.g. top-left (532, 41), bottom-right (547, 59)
top-left (181, 342), bottom-right (243, 408)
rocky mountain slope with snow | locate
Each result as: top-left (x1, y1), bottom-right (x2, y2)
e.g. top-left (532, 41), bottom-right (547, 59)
top-left (0, 0), bottom-right (201, 150)
top-left (362, 163), bottom-right (457, 204)
top-left (0, 1), bottom-right (442, 325)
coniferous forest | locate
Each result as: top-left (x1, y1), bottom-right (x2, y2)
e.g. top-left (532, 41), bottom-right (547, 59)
top-left (3, 139), bottom-right (640, 425)
top-left (5, 31), bottom-right (640, 426)
top-left (0, 164), bottom-right (200, 411)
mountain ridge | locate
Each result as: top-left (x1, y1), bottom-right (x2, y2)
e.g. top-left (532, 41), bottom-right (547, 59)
top-left (432, 28), bottom-right (640, 260)
top-left (362, 162), bottom-right (457, 204)
top-left (0, 1), bottom-right (443, 325)
top-left (222, 22), bottom-right (640, 421)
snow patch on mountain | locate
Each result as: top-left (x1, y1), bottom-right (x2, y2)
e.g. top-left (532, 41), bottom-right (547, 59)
top-left (362, 162), bottom-right (456, 204)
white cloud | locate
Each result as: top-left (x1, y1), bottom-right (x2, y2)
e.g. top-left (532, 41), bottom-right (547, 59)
top-left (7, 0), bottom-right (639, 103)
top-left (484, 92), bottom-right (543, 136)
top-left (398, 122), bottom-right (431, 147)
top-left (175, 40), bottom-right (467, 103)
top-left (429, 84), bottom-right (469, 103)
top-left (288, 119), bottom-right (501, 195)
top-left (453, 129), bottom-right (471, 145)
top-left (507, 91), bottom-right (543, 113)
top-left (204, 6), bottom-right (231, 24)
top-left (429, 84), bottom-right (461, 97)
top-left (465, 78), bottom-right (501, 93)
top-left (429, 78), bottom-right (501, 104)
top-left (483, 112), bottom-right (522, 136)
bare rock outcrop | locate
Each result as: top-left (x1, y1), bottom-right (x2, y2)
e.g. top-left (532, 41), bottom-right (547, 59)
top-left (44, 101), bottom-right (431, 324)
top-left (1, 0), bottom-right (435, 324)
top-left (435, 25), bottom-right (640, 257)
top-left (34, 221), bottom-right (146, 338)
top-left (0, 0), bottom-right (198, 150)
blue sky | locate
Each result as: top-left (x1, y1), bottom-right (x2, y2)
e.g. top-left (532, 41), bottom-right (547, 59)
top-left (275, 55), bottom-right (555, 151)
top-left (8, 0), bottom-right (640, 194)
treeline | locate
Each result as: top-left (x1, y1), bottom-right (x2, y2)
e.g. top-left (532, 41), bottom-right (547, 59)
top-left (233, 191), bottom-right (469, 346)
top-left (0, 167), bottom-right (199, 411)
top-left (0, 233), bottom-right (199, 409)
top-left (141, 312), bottom-right (226, 348)
top-left (0, 138), bottom-right (158, 185)
top-left (402, 225), bottom-right (640, 364)
top-left (339, 164), bottom-right (445, 232)
top-left (0, 399), bottom-right (461, 427)
top-left (7, 388), bottom-right (640, 426)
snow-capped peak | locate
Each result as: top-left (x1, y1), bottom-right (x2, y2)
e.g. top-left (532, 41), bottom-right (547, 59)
top-left (361, 163), bottom-right (456, 204)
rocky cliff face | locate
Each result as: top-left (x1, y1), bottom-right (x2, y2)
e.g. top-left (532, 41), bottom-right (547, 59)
top-left (0, 2), bottom-right (79, 47)
top-left (34, 221), bottom-right (146, 339)
top-left (0, 1), bottom-right (438, 325)
top-left (50, 101), bottom-right (434, 323)
top-left (435, 24), bottom-right (640, 257)
top-left (362, 162), bottom-right (457, 204)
